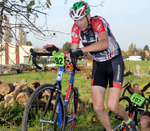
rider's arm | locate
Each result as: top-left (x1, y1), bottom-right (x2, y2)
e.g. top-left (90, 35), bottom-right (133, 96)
top-left (128, 87), bottom-right (134, 94)
top-left (124, 82), bottom-right (134, 94)
top-left (133, 88), bottom-right (142, 94)
top-left (81, 32), bottom-right (109, 53)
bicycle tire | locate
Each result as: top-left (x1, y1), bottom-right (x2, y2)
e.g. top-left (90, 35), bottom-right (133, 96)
top-left (22, 84), bottom-right (65, 131)
top-left (109, 96), bottom-right (131, 131)
top-left (65, 87), bottom-right (79, 131)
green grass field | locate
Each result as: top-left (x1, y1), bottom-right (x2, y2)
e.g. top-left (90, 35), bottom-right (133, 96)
top-left (0, 60), bottom-right (149, 130)
top-left (124, 60), bottom-right (150, 75)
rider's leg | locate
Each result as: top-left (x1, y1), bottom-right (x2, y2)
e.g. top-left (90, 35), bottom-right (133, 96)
top-left (91, 85), bottom-right (112, 131)
top-left (107, 87), bottom-right (129, 121)
top-left (140, 115), bottom-right (150, 131)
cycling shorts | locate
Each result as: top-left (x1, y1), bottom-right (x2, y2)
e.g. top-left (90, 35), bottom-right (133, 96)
top-left (91, 54), bottom-right (124, 89)
top-left (142, 111), bottom-right (150, 118)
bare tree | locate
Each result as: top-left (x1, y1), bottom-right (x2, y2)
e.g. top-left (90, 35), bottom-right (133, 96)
top-left (127, 43), bottom-right (138, 56)
top-left (0, 0), bottom-right (52, 51)
top-left (4, 17), bottom-right (12, 43)
top-left (18, 23), bottom-right (26, 45)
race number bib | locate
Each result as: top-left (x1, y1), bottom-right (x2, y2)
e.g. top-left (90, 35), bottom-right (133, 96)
top-left (130, 93), bottom-right (145, 106)
top-left (53, 52), bottom-right (64, 67)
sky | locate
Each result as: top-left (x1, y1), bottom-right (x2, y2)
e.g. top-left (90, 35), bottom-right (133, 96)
top-left (27, 0), bottom-right (150, 51)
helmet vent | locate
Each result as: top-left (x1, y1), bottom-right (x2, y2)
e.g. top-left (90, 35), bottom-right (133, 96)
top-left (78, 10), bottom-right (81, 16)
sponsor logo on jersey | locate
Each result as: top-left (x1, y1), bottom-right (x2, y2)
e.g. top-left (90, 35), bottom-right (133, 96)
top-left (97, 24), bottom-right (101, 30)
top-left (83, 40), bottom-right (87, 42)
top-left (90, 37), bottom-right (95, 41)
top-left (73, 26), bottom-right (78, 31)
top-left (83, 35), bottom-right (86, 40)
top-left (117, 65), bottom-right (121, 81)
top-left (72, 32), bottom-right (78, 38)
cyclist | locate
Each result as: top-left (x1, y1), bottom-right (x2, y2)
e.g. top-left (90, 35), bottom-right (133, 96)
top-left (140, 93), bottom-right (150, 131)
top-left (69, 1), bottom-right (136, 131)
top-left (124, 82), bottom-right (150, 95)
top-left (124, 82), bottom-right (150, 131)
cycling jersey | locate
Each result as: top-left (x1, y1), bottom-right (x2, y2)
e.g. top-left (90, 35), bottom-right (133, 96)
top-left (71, 16), bottom-right (121, 62)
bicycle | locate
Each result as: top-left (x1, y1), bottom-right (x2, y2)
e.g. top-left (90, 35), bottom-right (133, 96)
top-left (22, 48), bottom-right (81, 131)
top-left (108, 82), bottom-right (150, 131)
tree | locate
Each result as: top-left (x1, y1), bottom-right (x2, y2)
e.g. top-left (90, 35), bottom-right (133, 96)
top-left (4, 17), bottom-right (12, 43)
top-left (18, 23), bottom-right (26, 45)
top-left (127, 43), bottom-right (137, 56)
top-left (121, 51), bottom-right (128, 59)
top-left (143, 45), bottom-right (149, 52)
top-left (137, 50), bottom-right (145, 60)
top-left (26, 41), bottom-right (32, 46)
top-left (0, 0), bottom-right (52, 48)
top-left (62, 42), bottom-right (71, 52)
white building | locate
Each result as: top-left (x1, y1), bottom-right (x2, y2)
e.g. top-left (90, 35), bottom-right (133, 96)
top-left (125, 56), bottom-right (142, 61)
top-left (0, 42), bottom-right (33, 65)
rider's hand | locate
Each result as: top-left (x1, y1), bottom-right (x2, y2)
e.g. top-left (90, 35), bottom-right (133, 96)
top-left (124, 82), bottom-right (131, 88)
top-left (69, 48), bottom-right (84, 57)
top-left (43, 44), bottom-right (59, 52)
top-left (64, 50), bottom-right (69, 60)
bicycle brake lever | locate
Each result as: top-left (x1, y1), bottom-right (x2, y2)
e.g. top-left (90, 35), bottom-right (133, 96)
top-left (68, 53), bottom-right (72, 64)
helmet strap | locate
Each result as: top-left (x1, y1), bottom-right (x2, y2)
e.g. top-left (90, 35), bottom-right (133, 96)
top-left (83, 16), bottom-right (92, 32)
top-left (86, 16), bottom-right (90, 28)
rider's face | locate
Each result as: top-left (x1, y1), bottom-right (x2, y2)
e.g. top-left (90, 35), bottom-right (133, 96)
top-left (74, 16), bottom-right (88, 31)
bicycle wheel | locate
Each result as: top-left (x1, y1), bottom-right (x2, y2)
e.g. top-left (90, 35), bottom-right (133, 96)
top-left (109, 96), bottom-right (131, 131)
top-left (65, 87), bottom-right (78, 131)
top-left (22, 84), bottom-right (65, 131)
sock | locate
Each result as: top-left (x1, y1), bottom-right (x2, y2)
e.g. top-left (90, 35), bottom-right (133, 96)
top-left (125, 117), bottom-right (132, 124)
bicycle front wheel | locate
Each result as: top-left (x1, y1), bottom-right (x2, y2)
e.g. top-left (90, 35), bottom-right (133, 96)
top-left (65, 87), bottom-right (79, 131)
top-left (109, 96), bottom-right (131, 131)
top-left (22, 84), bottom-right (65, 131)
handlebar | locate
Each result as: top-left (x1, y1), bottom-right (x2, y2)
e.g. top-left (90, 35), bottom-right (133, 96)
top-left (29, 48), bottom-right (81, 71)
top-left (123, 82), bottom-right (131, 88)
top-left (68, 52), bottom-right (80, 71)
top-left (30, 48), bottom-right (52, 70)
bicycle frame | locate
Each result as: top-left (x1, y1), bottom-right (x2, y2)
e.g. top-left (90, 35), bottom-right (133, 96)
top-left (123, 96), bottom-right (147, 131)
top-left (29, 48), bottom-right (79, 129)
top-left (55, 65), bottom-right (77, 126)
top-left (112, 83), bottom-right (150, 131)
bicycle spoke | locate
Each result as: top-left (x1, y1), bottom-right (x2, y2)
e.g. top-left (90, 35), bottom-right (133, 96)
top-left (22, 84), bottom-right (65, 131)
top-left (65, 87), bottom-right (78, 131)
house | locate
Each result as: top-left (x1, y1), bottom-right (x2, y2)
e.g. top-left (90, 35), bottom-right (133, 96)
top-left (0, 42), bottom-right (33, 65)
top-left (125, 56), bottom-right (142, 61)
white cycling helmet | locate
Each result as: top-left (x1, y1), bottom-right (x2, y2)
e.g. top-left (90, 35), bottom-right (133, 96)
top-left (69, 1), bottom-right (90, 20)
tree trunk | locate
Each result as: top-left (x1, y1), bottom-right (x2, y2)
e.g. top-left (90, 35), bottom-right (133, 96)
top-left (16, 92), bottom-right (29, 106)
top-left (4, 79), bottom-right (27, 107)
top-left (0, 83), bottom-right (11, 96)
top-left (30, 80), bottom-right (44, 90)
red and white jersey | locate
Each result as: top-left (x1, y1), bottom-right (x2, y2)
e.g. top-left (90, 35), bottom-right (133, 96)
top-left (71, 16), bottom-right (121, 62)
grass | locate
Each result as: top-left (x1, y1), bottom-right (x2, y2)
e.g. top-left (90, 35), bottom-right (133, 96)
top-left (0, 60), bottom-right (150, 130)
top-left (124, 60), bottom-right (150, 75)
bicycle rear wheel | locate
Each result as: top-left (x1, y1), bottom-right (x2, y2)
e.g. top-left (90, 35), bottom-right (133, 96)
top-left (65, 87), bottom-right (79, 131)
top-left (109, 96), bottom-right (131, 131)
top-left (22, 84), bottom-right (65, 131)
